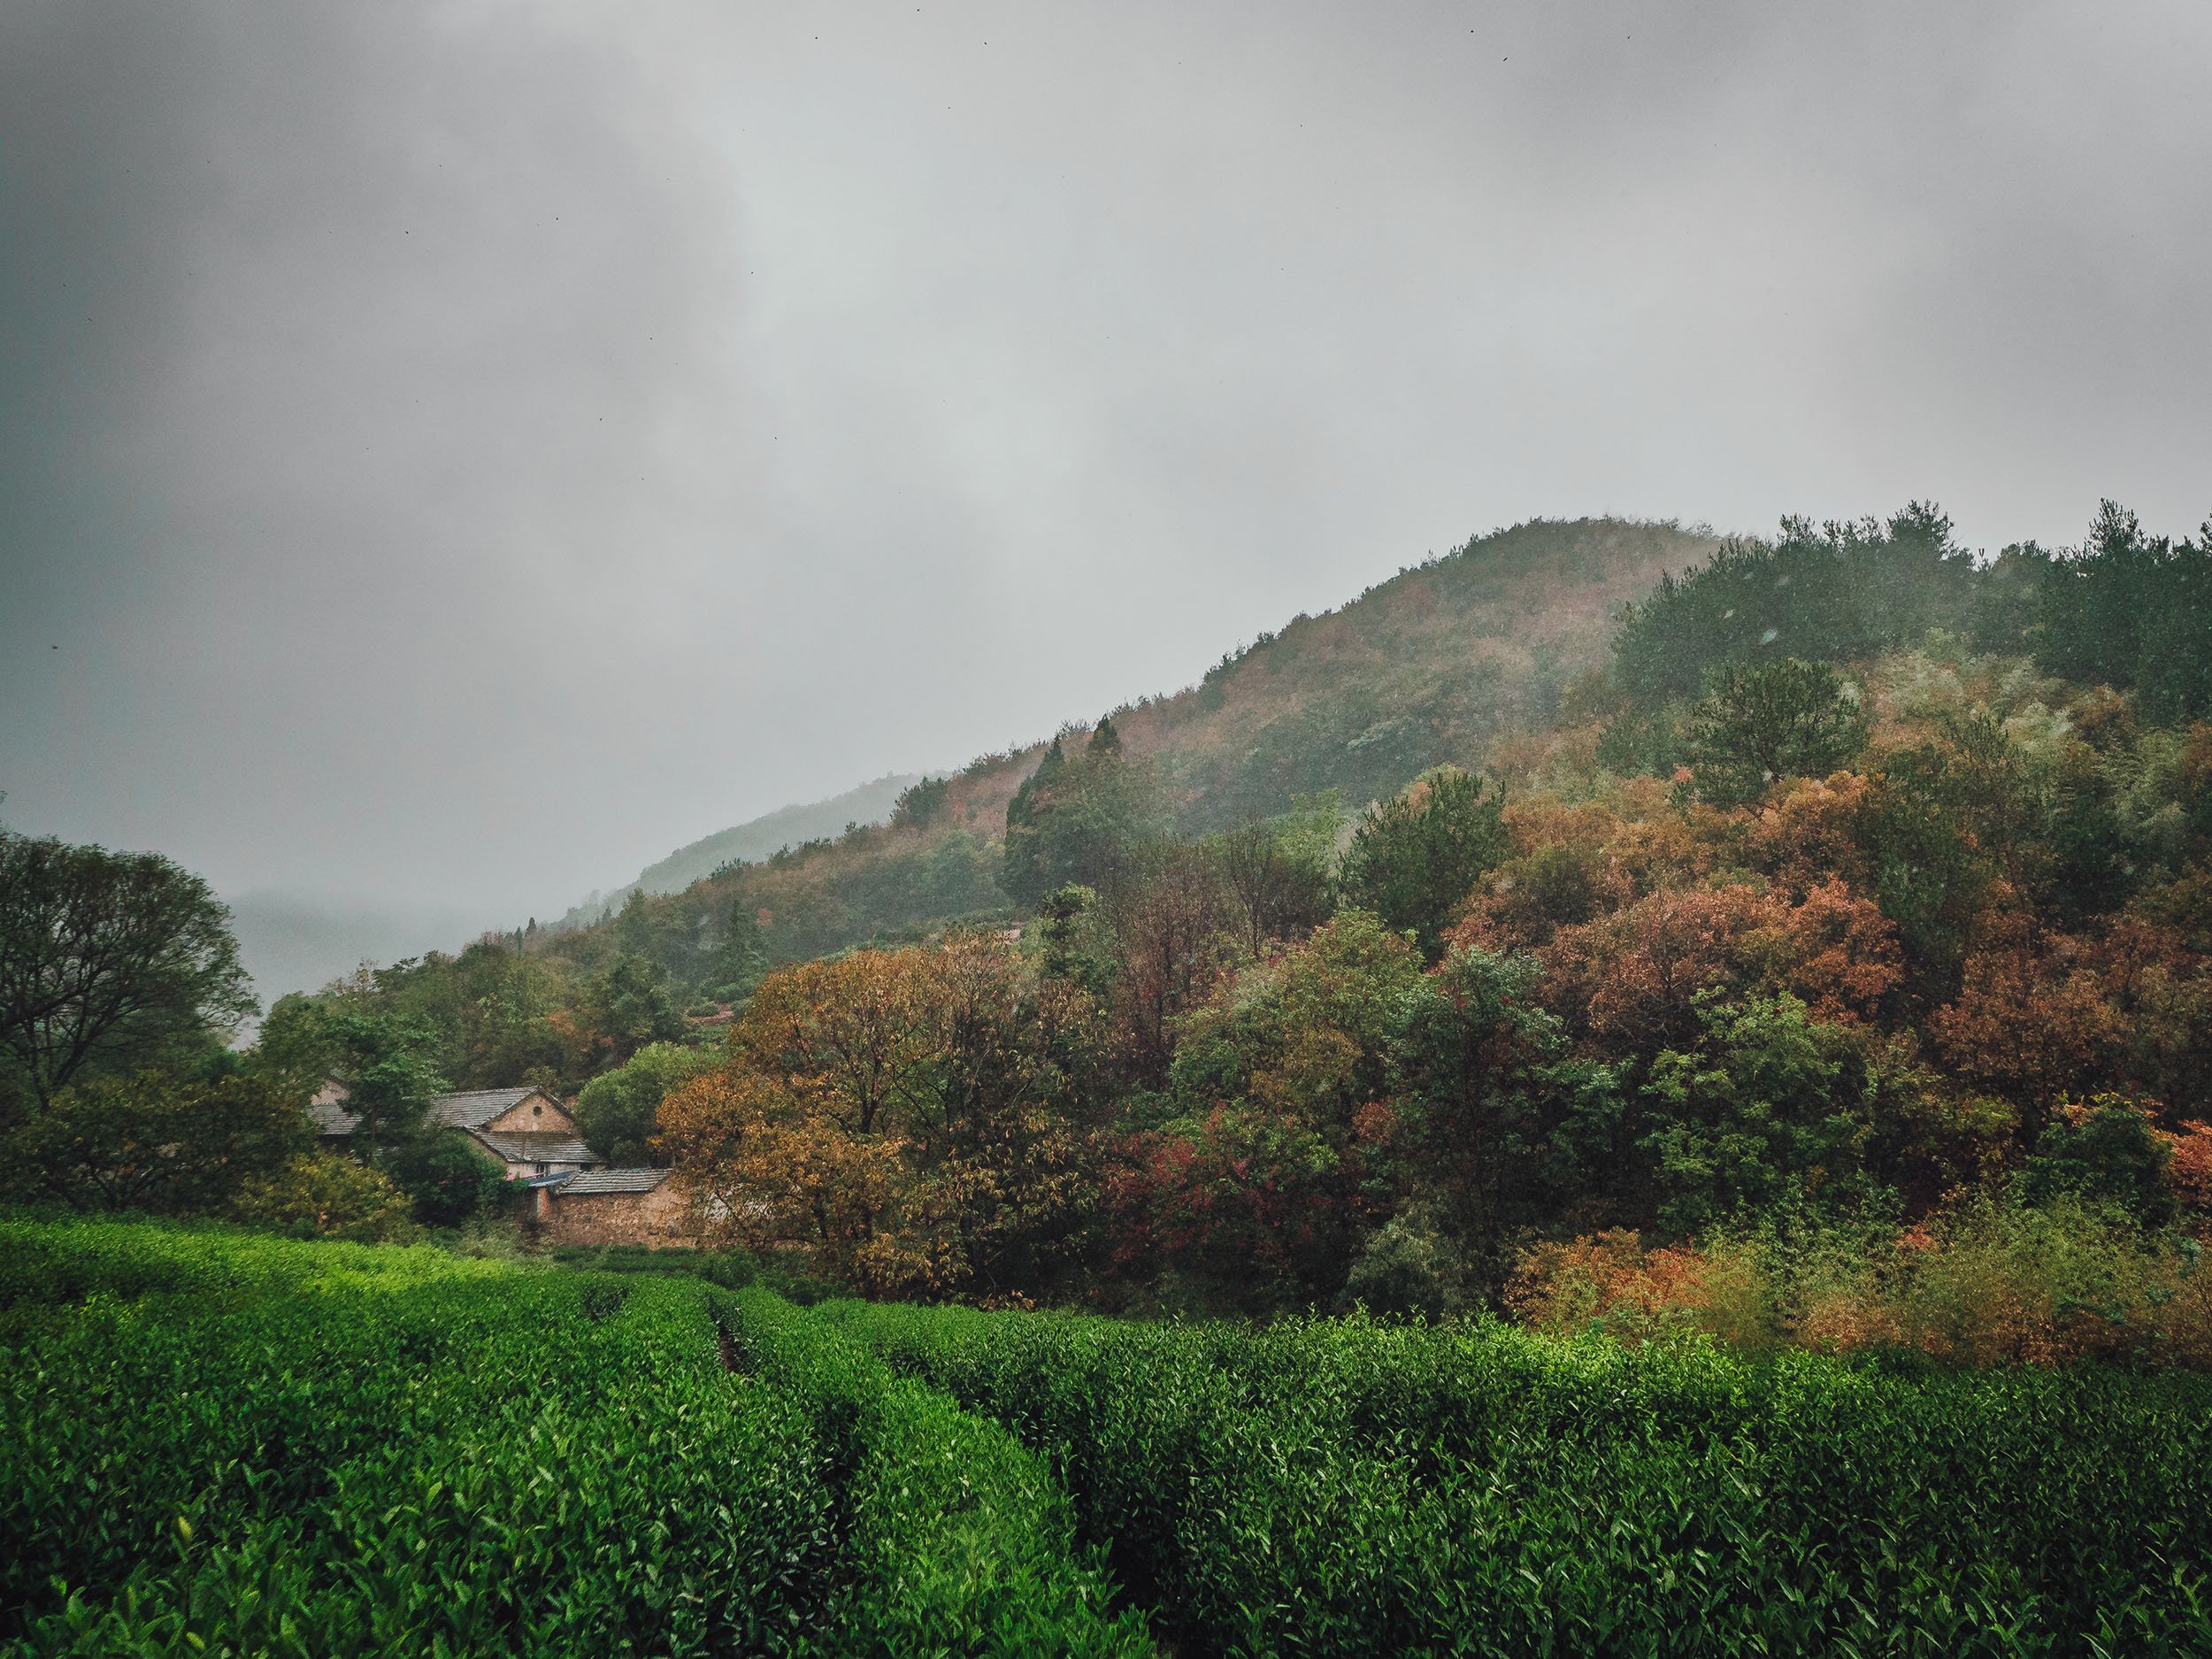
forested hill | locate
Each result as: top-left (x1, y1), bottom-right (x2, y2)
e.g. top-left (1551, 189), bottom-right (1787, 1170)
top-left (553, 771), bottom-right (922, 932)
top-left (542, 516), bottom-right (1716, 979)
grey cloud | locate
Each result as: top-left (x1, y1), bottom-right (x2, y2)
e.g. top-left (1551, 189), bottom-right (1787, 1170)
top-left (4, 0), bottom-right (2208, 944)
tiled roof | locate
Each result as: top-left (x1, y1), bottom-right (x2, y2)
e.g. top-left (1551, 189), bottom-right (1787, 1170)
top-left (557, 1167), bottom-right (672, 1196)
top-left (472, 1130), bottom-right (597, 1166)
top-left (433, 1087), bottom-right (549, 1130)
top-left (309, 1085), bottom-right (560, 1138)
top-left (309, 1097), bottom-right (360, 1135)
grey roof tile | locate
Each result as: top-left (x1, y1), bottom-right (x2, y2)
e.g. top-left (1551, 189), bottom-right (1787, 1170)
top-left (472, 1130), bottom-right (597, 1165)
top-left (433, 1087), bottom-right (549, 1130)
top-left (557, 1167), bottom-right (672, 1195)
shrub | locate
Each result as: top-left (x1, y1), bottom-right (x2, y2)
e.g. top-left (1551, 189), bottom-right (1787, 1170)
top-left (225, 1150), bottom-right (419, 1242)
top-left (833, 1291), bottom-right (2212, 1655)
top-left (1509, 1201), bottom-right (2212, 1371)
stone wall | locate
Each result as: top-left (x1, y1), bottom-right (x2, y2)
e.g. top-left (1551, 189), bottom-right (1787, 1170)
top-left (536, 1181), bottom-right (696, 1248)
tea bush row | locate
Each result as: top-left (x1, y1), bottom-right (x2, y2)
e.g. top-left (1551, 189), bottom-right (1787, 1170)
top-left (0, 1221), bottom-right (1160, 1656)
top-left (721, 1288), bottom-right (1152, 1657)
top-left (829, 1301), bottom-right (2212, 1656)
top-left (0, 1214), bottom-right (511, 1319)
top-left (2, 1245), bottom-right (837, 1655)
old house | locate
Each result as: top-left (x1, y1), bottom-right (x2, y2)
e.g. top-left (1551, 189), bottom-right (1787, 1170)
top-left (311, 1079), bottom-right (688, 1245)
top-left (311, 1084), bottom-right (601, 1180)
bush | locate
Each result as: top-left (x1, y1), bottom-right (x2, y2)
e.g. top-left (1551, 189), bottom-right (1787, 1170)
top-left (833, 1294), bottom-right (2212, 1655)
top-left (1509, 1201), bottom-right (2212, 1370)
top-left (0, 1228), bottom-right (842, 1655)
top-left (723, 1289), bottom-right (1152, 1656)
top-left (225, 1150), bottom-right (419, 1243)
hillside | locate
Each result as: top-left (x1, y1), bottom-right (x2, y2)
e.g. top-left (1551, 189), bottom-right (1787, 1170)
top-left (554, 772), bottom-right (922, 931)
top-left (541, 517), bottom-right (1716, 976)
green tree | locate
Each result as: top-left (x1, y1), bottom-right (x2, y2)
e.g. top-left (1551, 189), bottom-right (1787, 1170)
top-left (323, 1010), bottom-right (449, 1148)
top-left (1613, 506), bottom-right (1975, 703)
top-left (1338, 767), bottom-right (1508, 959)
top-left (1640, 993), bottom-right (1873, 1237)
top-left (891, 774), bottom-right (950, 830)
top-left (1033, 884), bottom-right (1116, 1002)
top-left (1002, 722), bottom-right (1166, 909)
top-left (381, 1129), bottom-right (514, 1230)
top-left (2016, 1102), bottom-right (2173, 1226)
top-left (1390, 946), bottom-right (1626, 1289)
top-left (575, 1040), bottom-right (721, 1165)
top-left (0, 829), bottom-right (255, 1113)
top-left (1686, 659), bottom-right (1869, 807)
top-left (710, 902), bottom-right (768, 1002)
top-left (1854, 744), bottom-right (2001, 1002)
top-left (583, 953), bottom-right (684, 1064)
top-left (2, 1066), bottom-right (308, 1214)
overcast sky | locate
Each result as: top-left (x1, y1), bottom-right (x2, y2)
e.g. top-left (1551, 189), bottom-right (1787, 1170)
top-left (4, 0), bottom-right (2209, 927)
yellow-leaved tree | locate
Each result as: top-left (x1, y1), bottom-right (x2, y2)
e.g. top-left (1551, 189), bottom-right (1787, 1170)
top-left (657, 933), bottom-right (1103, 1299)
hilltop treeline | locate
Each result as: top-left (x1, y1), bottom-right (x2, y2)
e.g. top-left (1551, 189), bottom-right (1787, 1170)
top-left (512, 518), bottom-right (1716, 989)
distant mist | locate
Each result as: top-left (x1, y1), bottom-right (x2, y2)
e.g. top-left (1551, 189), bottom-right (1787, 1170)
top-left (224, 889), bottom-right (511, 1018)
top-left (557, 772), bottom-right (922, 930)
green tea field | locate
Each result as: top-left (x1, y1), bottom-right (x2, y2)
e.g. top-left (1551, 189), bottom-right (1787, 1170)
top-left (5, 1220), bottom-right (2210, 1656)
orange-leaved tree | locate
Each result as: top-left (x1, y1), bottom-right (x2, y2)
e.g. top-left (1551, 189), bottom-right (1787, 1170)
top-left (659, 933), bottom-right (1106, 1298)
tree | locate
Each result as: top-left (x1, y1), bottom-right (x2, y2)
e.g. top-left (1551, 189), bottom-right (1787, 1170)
top-left (2015, 1098), bottom-right (2174, 1225)
top-left (1929, 919), bottom-right (2127, 1133)
top-left (1639, 992), bottom-right (1873, 1237)
top-left (661, 934), bottom-right (1104, 1298)
top-left (1001, 722), bottom-right (1166, 908)
top-left (1537, 884), bottom-right (1779, 1056)
top-left (2036, 501), bottom-right (2212, 720)
top-left (1612, 507), bottom-right (1975, 704)
top-left (1852, 745), bottom-right (2001, 1003)
top-left (660, 1064), bottom-right (906, 1286)
top-left (1686, 659), bottom-right (1868, 808)
top-left (1392, 945), bottom-right (1615, 1291)
top-left (580, 952), bottom-right (684, 1065)
top-left (574, 1039), bottom-right (720, 1165)
top-left (1103, 840), bottom-right (1237, 1086)
top-left (0, 830), bottom-right (255, 1110)
top-left (1339, 767), bottom-right (1509, 959)
top-left (1211, 798), bottom-right (1339, 958)
top-left (3, 1066), bottom-right (308, 1213)
top-left (899, 931), bottom-right (1103, 1296)
top-left (891, 775), bottom-right (951, 831)
top-left (734, 949), bottom-right (941, 1138)
top-left (1033, 884), bottom-right (1117, 1001)
top-left (381, 1129), bottom-right (518, 1229)
top-left (1125, 911), bottom-right (1428, 1310)
top-left (322, 1010), bottom-right (448, 1148)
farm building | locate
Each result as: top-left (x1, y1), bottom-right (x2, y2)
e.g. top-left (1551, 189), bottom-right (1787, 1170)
top-left (311, 1079), bottom-right (687, 1244)
top-left (530, 1167), bottom-right (694, 1247)
top-left (311, 1083), bottom-right (601, 1180)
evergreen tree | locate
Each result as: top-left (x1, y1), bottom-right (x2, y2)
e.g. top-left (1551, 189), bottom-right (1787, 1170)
top-left (1339, 767), bottom-right (1509, 959)
top-left (1686, 659), bottom-right (1869, 807)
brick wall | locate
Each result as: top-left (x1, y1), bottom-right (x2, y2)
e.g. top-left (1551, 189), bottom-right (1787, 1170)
top-left (537, 1181), bottom-right (696, 1248)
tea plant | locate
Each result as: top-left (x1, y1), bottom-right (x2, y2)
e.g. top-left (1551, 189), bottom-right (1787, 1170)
top-left (723, 1288), bottom-right (1153, 1657)
top-left (2, 1236), bottom-right (838, 1655)
top-left (831, 1300), bottom-right (2212, 1655)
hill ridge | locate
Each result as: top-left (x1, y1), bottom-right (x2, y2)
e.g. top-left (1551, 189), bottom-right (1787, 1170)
top-left (537, 515), bottom-right (1717, 972)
